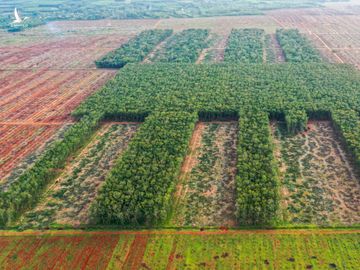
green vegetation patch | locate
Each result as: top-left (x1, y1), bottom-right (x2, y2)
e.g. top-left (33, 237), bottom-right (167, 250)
top-left (151, 29), bottom-right (210, 63)
top-left (95, 29), bottom-right (173, 68)
top-left (224, 28), bottom-right (265, 63)
top-left (276, 29), bottom-right (323, 63)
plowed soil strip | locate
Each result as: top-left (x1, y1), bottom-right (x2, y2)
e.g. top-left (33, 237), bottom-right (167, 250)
top-left (0, 230), bottom-right (358, 237)
top-left (123, 235), bottom-right (149, 270)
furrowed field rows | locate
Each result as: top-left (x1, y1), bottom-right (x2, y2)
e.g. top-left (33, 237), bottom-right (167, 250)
top-left (0, 69), bottom-right (115, 122)
top-left (0, 36), bottom-right (130, 69)
top-left (0, 231), bottom-right (358, 270)
top-left (20, 123), bottom-right (139, 228)
top-left (0, 37), bottom-right (131, 69)
top-left (0, 234), bottom-right (118, 269)
top-left (172, 122), bottom-right (238, 227)
top-left (0, 123), bottom-right (72, 181)
top-left (0, 69), bottom-right (115, 180)
top-left (272, 121), bottom-right (360, 225)
top-left (155, 16), bottom-right (277, 34)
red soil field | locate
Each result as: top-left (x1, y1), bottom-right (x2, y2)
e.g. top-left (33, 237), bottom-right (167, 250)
top-left (0, 234), bottom-right (119, 269)
top-left (0, 31), bottom-right (130, 180)
top-left (0, 124), bottom-right (59, 180)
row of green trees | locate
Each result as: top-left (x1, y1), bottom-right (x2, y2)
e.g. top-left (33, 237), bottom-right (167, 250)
top-left (224, 28), bottom-right (265, 63)
top-left (332, 109), bottom-right (360, 169)
top-left (152, 29), bottom-right (209, 63)
top-left (236, 110), bottom-right (279, 224)
top-left (0, 112), bottom-right (103, 226)
top-left (91, 111), bottom-right (198, 225)
top-left (276, 29), bottom-right (322, 63)
top-left (95, 29), bottom-right (173, 68)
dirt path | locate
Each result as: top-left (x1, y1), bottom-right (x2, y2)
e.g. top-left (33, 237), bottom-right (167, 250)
top-left (270, 34), bottom-right (286, 63)
top-left (142, 35), bottom-right (172, 63)
top-left (1, 229), bottom-right (359, 237)
top-left (311, 32), bottom-right (344, 63)
top-left (174, 122), bottom-right (204, 200)
top-left (0, 121), bottom-right (70, 126)
top-left (195, 48), bottom-right (210, 64)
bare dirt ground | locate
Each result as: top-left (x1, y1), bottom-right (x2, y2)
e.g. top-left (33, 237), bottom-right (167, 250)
top-left (272, 121), bottom-right (360, 225)
top-left (200, 33), bottom-right (230, 63)
top-left (172, 122), bottom-right (238, 227)
top-left (269, 34), bottom-right (286, 63)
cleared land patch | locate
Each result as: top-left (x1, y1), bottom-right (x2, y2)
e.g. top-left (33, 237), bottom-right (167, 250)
top-left (172, 122), bottom-right (238, 227)
top-left (272, 121), bottom-right (360, 225)
top-left (0, 123), bottom-right (72, 186)
top-left (20, 123), bottom-right (139, 228)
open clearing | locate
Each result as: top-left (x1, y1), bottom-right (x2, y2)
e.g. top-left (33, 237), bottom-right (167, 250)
top-left (172, 122), bottom-right (238, 227)
top-left (0, 230), bottom-right (358, 269)
top-left (20, 123), bottom-right (139, 228)
top-left (272, 121), bottom-right (360, 225)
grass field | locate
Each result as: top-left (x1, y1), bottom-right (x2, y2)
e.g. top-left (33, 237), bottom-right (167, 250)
top-left (0, 230), bottom-right (358, 269)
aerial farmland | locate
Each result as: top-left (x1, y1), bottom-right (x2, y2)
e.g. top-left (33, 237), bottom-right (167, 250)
top-left (0, 0), bottom-right (359, 269)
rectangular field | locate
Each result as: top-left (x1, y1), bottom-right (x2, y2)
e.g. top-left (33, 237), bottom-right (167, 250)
top-left (172, 122), bottom-right (238, 227)
top-left (0, 230), bottom-right (358, 270)
top-left (20, 123), bottom-right (139, 228)
top-left (272, 121), bottom-right (360, 225)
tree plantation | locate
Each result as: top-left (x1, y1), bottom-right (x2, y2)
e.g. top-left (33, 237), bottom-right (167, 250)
top-left (1, 61), bottom-right (359, 227)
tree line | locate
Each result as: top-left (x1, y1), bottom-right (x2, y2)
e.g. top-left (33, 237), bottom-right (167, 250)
top-left (95, 29), bottom-right (173, 68)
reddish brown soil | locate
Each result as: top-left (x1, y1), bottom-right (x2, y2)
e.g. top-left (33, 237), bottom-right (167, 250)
top-left (0, 229), bottom-right (358, 237)
top-left (123, 235), bottom-right (149, 270)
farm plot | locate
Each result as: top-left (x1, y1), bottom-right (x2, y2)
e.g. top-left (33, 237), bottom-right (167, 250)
top-left (155, 16), bottom-right (277, 34)
top-left (172, 122), bottom-right (238, 227)
top-left (109, 230), bottom-right (360, 270)
top-left (0, 230), bottom-right (358, 270)
top-left (20, 123), bottom-right (139, 228)
top-left (0, 36), bottom-right (130, 69)
top-left (0, 123), bottom-right (72, 183)
top-left (0, 234), bottom-right (119, 269)
top-left (0, 69), bottom-right (115, 123)
top-left (272, 121), bottom-right (360, 225)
